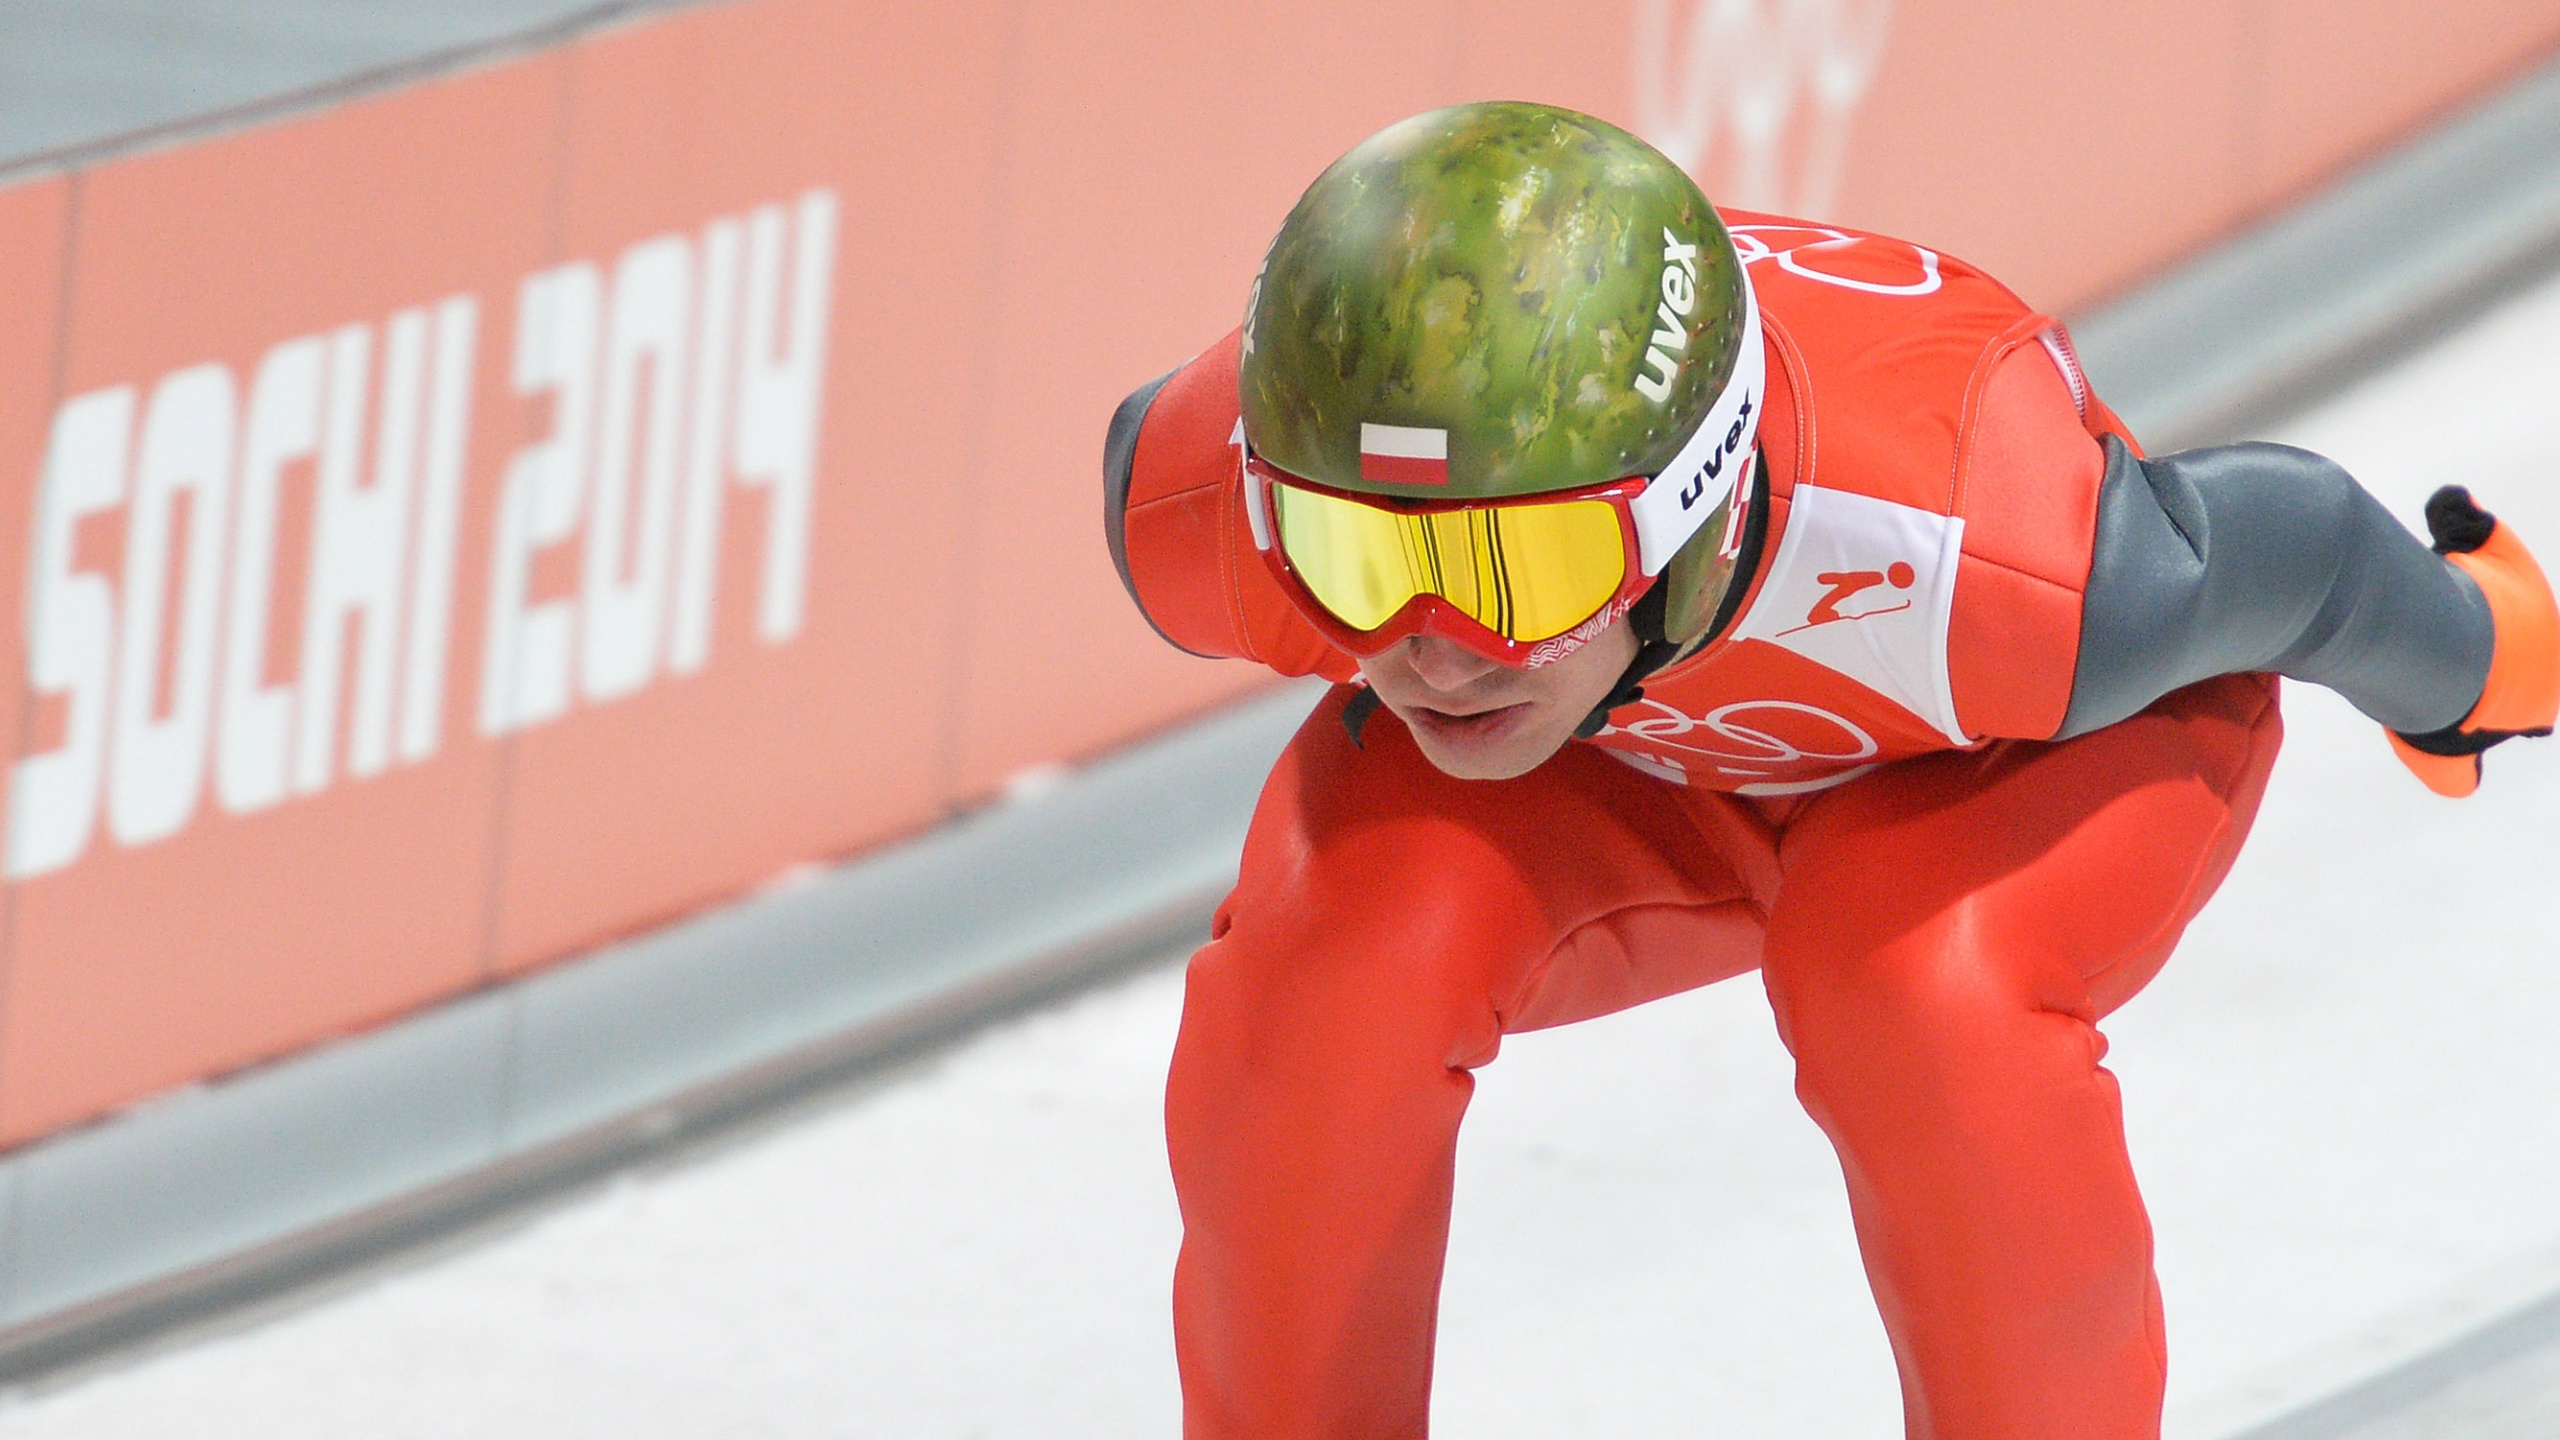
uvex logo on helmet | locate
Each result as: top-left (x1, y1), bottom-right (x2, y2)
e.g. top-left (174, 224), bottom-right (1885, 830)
top-left (1633, 229), bottom-right (1703, 404)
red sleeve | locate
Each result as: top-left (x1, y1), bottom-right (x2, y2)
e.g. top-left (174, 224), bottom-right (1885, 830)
top-left (1117, 330), bottom-right (1354, 682)
top-left (1945, 327), bottom-right (2106, 740)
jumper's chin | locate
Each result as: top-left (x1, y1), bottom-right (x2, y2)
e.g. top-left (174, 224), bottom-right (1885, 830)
top-left (1355, 617), bottom-right (1639, 782)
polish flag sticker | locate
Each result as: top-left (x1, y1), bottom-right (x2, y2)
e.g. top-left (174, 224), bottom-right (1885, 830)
top-left (1359, 422), bottom-right (1450, 486)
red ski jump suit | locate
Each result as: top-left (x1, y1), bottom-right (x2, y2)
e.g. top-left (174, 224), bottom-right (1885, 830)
top-left (1114, 218), bottom-right (2286, 1440)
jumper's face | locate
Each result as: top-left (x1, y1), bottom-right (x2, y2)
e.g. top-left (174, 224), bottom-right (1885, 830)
top-left (1356, 615), bottom-right (1640, 781)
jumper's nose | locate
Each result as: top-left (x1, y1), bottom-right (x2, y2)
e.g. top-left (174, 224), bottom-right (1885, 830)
top-left (1401, 634), bottom-right (1505, 693)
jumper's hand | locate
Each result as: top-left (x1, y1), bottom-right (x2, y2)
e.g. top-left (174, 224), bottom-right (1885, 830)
top-left (2389, 486), bottom-right (2560, 796)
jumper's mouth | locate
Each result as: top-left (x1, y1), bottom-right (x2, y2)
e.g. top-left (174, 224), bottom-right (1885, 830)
top-left (1404, 700), bottom-right (1538, 742)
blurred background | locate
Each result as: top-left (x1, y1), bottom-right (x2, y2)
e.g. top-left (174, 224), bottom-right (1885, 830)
top-left (0, 1), bottom-right (2555, 1434)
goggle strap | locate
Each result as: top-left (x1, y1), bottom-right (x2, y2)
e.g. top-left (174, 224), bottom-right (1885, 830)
top-left (1629, 267), bottom-right (1765, 575)
top-left (1238, 419), bottom-right (1277, 551)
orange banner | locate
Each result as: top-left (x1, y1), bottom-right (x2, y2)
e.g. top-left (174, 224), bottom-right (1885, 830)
top-left (0, 0), bottom-right (2551, 1143)
top-left (0, 60), bottom-right (561, 1139)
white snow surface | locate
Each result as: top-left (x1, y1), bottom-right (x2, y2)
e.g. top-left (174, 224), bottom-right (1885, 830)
top-left (6, 274), bottom-right (2560, 1438)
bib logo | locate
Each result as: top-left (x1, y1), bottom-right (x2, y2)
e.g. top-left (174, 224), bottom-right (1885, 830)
top-left (1632, 0), bottom-right (1895, 219)
top-left (1783, 560), bottom-right (1915, 634)
top-left (7, 188), bottom-right (840, 881)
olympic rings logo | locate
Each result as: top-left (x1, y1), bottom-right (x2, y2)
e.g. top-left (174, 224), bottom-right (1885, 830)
top-left (1730, 224), bottom-right (1943, 297)
top-left (1597, 697), bottom-right (1881, 772)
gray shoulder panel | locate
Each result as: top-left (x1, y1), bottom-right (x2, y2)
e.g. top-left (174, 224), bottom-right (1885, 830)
top-left (2060, 435), bottom-right (2491, 738)
top-left (1103, 370), bottom-right (1211, 657)
top-left (1103, 370), bottom-right (1173, 609)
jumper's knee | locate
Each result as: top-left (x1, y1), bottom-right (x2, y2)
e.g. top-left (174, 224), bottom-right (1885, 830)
top-left (1764, 901), bottom-right (2106, 1149)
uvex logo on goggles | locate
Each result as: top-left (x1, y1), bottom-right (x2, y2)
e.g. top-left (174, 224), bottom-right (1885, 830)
top-left (1243, 268), bottom-right (1764, 667)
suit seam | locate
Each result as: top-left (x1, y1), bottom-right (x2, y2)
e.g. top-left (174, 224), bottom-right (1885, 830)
top-left (1125, 480), bottom-right (1225, 513)
top-left (1949, 315), bottom-right (2061, 520)
top-left (1961, 547), bottom-right (2090, 599)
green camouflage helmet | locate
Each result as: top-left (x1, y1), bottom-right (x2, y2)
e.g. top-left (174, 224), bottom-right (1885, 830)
top-left (1240, 101), bottom-right (1760, 649)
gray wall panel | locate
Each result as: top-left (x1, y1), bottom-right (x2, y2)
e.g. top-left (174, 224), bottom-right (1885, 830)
top-left (5, 991), bottom-right (510, 1322)
top-left (0, 0), bottom-right (638, 167)
top-left (2073, 59), bottom-right (2560, 450)
top-left (498, 687), bottom-right (1313, 1151)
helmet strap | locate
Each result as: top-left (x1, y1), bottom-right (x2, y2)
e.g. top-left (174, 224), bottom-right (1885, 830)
top-left (1574, 585), bottom-right (1680, 739)
top-left (1341, 685), bottom-right (1384, 748)
top-left (1574, 444), bottom-right (1772, 740)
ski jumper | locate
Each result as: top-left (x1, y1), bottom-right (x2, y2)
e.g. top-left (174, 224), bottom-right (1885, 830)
top-left (1106, 216), bottom-right (2493, 1440)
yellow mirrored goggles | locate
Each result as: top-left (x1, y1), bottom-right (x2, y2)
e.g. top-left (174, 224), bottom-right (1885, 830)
top-left (1253, 461), bottom-right (1648, 657)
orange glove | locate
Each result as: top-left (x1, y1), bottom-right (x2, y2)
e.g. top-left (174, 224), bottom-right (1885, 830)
top-left (2389, 487), bottom-right (2560, 797)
